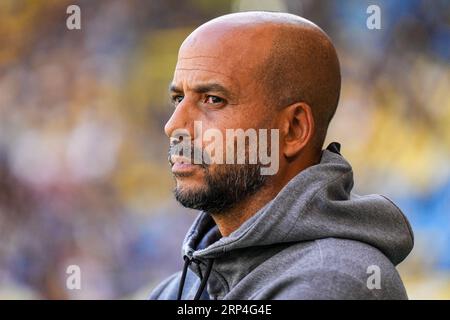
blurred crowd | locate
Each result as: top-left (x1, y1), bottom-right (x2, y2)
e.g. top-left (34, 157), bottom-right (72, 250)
top-left (0, 0), bottom-right (449, 299)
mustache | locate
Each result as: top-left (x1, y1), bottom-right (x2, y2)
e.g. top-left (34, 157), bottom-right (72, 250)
top-left (168, 142), bottom-right (210, 167)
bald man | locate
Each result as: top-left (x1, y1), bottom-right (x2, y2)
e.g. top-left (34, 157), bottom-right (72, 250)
top-left (150, 12), bottom-right (413, 300)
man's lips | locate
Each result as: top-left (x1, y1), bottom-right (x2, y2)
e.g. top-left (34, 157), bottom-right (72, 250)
top-left (170, 155), bottom-right (200, 174)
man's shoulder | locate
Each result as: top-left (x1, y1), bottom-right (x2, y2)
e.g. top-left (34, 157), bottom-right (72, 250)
top-left (148, 271), bottom-right (181, 300)
top-left (148, 268), bottom-right (205, 300)
top-left (314, 237), bottom-right (395, 269)
top-left (251, 238), bottom-right (408, 299)
top-left (275, 237), bottom-right (396, 271)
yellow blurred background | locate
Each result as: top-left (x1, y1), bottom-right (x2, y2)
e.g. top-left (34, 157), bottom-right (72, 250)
top-left (0, 0), bottom-right (449, 299)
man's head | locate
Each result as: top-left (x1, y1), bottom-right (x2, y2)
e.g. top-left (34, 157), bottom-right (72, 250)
top-left (165, 11), bottom-right (341, 215)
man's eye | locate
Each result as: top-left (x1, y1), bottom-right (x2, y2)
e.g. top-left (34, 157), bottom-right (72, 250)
top-left (204, 95), bottom-right (224, 104)
top-left (172, 95), bottom-right (184, 105)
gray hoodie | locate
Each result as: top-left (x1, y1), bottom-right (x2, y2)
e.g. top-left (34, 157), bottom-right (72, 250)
top-left (149, 142), bottom-right (414, 300)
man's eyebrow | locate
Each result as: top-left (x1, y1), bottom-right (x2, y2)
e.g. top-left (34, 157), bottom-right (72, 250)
top-left (193, 83), bottom-right (233, 97)
top-left (169, 83), bottom-right (234, 98)
top-left (168, 83), bottom-right (183, 94)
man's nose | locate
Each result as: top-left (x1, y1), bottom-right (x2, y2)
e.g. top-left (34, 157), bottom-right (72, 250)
top-left (164, 99), bottom-right (192, 138)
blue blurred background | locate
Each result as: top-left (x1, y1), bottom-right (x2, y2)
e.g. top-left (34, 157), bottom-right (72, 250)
top-left (0, 0), bottom-right (449, 299)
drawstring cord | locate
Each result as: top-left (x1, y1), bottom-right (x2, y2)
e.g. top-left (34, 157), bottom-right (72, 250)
top-left (177, 256), bottom-right (191, 300)
top-left (177, 256), bottom-right (214, 300)
top-left (194, 258), bottom-right (213, 300)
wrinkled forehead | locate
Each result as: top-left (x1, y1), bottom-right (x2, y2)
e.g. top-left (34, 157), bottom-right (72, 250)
top-left (173, 55), bottom-right (241, 94)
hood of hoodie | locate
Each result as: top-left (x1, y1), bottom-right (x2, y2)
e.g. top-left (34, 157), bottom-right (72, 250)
top-left (182, 142), bottom-right (414, 273)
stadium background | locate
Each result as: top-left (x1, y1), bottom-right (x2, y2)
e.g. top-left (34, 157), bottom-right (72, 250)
top-left (0, 0), bottom-right (449, 299)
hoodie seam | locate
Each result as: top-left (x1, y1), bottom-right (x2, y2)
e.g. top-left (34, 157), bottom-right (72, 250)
top-left (209, 268), bottom-right (230, 298)
top-left (279, 169), bottom-right (353, 243)
top-left (379, 194), bottom-right (414, 249)
top-left (183, 217), bottom-right (203, 255)
top-left (316, 240), bottom-right (324, 268)
top-left (315, 267), bottom-right (380, 299)
top-left (194, 167), bottom-right (353, 257)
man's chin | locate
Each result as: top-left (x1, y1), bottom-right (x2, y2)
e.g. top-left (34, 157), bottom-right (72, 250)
top-left (174, 173), bottom-right (206, 194)
top-left (173, 184), bottom-right (209, 211)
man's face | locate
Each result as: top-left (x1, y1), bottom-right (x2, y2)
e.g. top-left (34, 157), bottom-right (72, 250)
top-left (164, 24), bottom-right (277, 214)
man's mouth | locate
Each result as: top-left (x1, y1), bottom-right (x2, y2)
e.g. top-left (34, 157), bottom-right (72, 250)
top-left (170, 155), bottom-right (200, 175)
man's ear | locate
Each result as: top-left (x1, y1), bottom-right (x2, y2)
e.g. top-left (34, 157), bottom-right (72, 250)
top-left (281, 102), bottom-right (315, 158)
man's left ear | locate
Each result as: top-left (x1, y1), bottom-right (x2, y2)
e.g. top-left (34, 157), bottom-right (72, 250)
top-left (280, 102), bottom-right (315, 158)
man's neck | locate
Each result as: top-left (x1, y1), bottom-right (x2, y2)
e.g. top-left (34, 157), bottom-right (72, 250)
top-left (211, 183), bottom-right (279, 237)
top-left (211, 151), bottom-right (321, 237)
